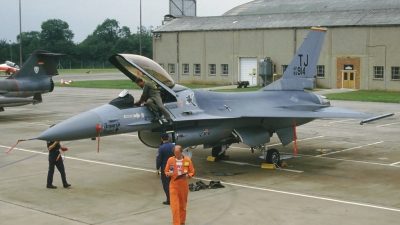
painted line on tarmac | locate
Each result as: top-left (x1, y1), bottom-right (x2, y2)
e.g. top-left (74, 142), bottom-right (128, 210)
top-left (2, 145), bottom-right (400, 213)
top-left (0, 145), bottom-right (154, 173)
top-left (220, 160), bottom-right (304, 173)
top-left (328, 119), bottom-right (355, 124)
top-left (390, 161), bottom-right (400, 166)
top-left (315, 141), bottom-right (383, 157)
top-left (231, 136), bottom-right (325, 150)
top-left (279, 150), bottom-right (400, 168)
top-left (376, 122), bottom-right (400, 127)
top-left (23, 122), bottom-right (52, 126)
top-left (219, 180), bottom-right (400, 213)
top-left (220, 160), bottom-right (259, 167)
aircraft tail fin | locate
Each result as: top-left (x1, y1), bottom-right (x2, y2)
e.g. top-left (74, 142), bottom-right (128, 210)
top-left (263, 27), bottom-right (327, 91)
top-left (11, 50), bottom-right (63, 78)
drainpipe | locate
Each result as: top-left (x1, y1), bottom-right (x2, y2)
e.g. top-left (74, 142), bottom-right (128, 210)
top-left (177, 32), bottom-right (180, 83)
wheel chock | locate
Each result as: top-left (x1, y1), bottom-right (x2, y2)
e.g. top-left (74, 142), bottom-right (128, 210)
top-left (207, 156), bottom-right (216, 162)
top-left (261, 163), bottom-right (276, 169)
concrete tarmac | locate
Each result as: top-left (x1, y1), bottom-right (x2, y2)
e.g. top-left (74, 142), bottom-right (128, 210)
top-left (1, 82), bottom-right (400, 225)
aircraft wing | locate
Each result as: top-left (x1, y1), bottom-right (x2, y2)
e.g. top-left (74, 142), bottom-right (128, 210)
top-left (0, 96), bottom-right (42, 107)
top-left (171, 99), bottom-right (390, 124)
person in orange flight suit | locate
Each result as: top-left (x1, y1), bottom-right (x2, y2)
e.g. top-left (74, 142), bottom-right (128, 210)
top-left (165, 145), bottom-right (195, 225)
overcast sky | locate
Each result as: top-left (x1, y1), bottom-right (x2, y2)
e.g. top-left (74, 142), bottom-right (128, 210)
top-left (2, 0), bottom-right (250, 43)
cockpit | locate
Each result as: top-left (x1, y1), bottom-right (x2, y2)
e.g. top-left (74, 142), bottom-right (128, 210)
top-left (108, 54), bottom-right (187, 104)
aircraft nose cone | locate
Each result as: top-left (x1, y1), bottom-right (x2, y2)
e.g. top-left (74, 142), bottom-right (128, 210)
top-left (36, 111), bottom-right (101, 141)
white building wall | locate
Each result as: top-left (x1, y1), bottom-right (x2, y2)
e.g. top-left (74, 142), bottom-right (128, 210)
top-left (153, 26), bottom-right (400, 90)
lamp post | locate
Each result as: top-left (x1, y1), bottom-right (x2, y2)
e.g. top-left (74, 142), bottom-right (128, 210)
top-left (9, 40), bottom-right (12, 61)
top-left (19, 0), bottom-right (22, 65)
top-left (140, 0), bottom-right (142, 55)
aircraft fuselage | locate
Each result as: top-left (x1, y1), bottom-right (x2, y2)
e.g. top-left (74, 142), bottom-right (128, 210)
top-left (0, 75), bottom-right (54, 98)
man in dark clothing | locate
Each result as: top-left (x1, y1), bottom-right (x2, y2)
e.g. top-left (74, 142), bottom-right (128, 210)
top-left (156, 133), bottom-right (175, 205)
top-left (46, 140), bottom-right (71, 189)
top-left (135, 78), bottom-right (173, 125)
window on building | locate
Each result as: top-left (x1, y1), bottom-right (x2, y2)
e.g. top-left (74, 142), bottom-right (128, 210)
top-left (273, 64), bottom-right (276, 73)
top-left (168, 64), bottom-right (175, 74)
top-left (374, 66), bottom-right (384, 79)
top-left (194, 64), bottom-right (201, 75)
top-left (182, 64), bottom-right (189, 75)
top-left (391, 67), bottom-right (400, 80)
top-left (281, 65), bottom-right (288, 74)
top-left (221, 64), bottom-right (229, 75)
top-left (317, 65), bottom-right (325, 78)
top-left (209, 64), bottom-right (216, 75)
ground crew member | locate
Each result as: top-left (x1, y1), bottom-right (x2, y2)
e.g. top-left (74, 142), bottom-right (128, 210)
top-left (165, 145), bottom-right (195, 225)
top-left (156, 133), bottom-right (175, 205)
top-left (46, 140), bottom-right (71, 189)
top-left (135, 78), bottom-right (172, 125)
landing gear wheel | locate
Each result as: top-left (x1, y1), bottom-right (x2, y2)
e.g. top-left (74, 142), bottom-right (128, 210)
top-left (212, 146), bottom-right (225, 160)
top-left (266, 148), bottom-right (280, 165)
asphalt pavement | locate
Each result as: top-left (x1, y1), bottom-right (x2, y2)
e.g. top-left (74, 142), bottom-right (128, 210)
top-left (1, 74), bottom-right (400, 225)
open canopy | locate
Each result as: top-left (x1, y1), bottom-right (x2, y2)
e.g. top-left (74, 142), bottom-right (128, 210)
top-left (108, 54), bottom-right (175, 88)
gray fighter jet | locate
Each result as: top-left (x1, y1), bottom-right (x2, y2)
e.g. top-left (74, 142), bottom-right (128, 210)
top-left (33, 27), bottom-right (392, 164)
top-left (0, 50), bottom-right (61, 112)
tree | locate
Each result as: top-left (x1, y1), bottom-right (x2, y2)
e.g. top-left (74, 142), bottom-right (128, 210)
top-left (40, 19), bottom-right (75, 56)
top-left (92, 19), bottom-right (120, 44)
top-left (17, 31), bottom-right (42, 58)
top-left (137, 26), bottom-right (153, 58)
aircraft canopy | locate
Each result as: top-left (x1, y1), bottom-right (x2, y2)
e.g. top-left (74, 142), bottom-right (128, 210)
top-left (108, 54), bottom-right (175, 88)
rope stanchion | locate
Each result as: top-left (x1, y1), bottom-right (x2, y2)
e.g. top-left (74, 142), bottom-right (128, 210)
top-left (96, 124), bottom-right (102, 153)
top-left (5, 139), bottom-right (27, 154)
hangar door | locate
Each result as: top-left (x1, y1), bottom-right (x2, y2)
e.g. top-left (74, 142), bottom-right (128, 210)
top-left (239, 57), bottom-right (257, 86)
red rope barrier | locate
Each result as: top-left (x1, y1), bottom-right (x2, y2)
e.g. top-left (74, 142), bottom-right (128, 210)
top-left (5, 139), bottom-right (27, 154)
top-left (96, 124), bottom-right (101, 153)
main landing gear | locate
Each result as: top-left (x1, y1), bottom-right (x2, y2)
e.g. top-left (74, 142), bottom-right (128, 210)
top-left (209, 144), bottom-right (281, 165)
top-left (253, 144), bottom-right (281, 165)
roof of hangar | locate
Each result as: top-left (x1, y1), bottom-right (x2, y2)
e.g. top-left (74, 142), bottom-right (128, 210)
top-left (154, 8), bottom-right (400, 32)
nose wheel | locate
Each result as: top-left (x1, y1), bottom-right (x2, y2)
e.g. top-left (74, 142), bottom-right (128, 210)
top-left (211, 145), bottom-right (228, 160)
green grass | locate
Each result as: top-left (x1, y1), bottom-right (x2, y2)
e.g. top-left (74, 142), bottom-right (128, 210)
top-left (55, 80), bottom-right (140, 89)
top-left (58, 68), bottom-right (120, 74)
top-left (324, 90), bottom-right (400, 103)
top-left (55, 80), bottom-right (400, 103)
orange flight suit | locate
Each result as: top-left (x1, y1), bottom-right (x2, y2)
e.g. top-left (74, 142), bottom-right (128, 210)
top-left (165, 156), bottom-right (195, 225)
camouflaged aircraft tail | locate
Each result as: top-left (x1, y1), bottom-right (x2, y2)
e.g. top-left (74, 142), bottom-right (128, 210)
top-left (11, 50), bottom-right (62, 78)
top-left (263, 27), bottom-right (327, 91)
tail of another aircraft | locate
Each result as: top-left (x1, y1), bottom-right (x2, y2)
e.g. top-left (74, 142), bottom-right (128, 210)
top-left (11, 50), bottom-right (62, 78)
top-left (263, 27), bottom-right (327, 91)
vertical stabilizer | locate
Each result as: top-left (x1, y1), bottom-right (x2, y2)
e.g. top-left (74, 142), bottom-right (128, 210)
top-left (11, 50), bottom-right (61, 78)
top-left (264, 27), bottom-right (327, 91)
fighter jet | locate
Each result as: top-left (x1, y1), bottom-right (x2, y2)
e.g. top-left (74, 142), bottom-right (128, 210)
top-left (33, 27), bottom-right (392, 164)
top-left (0, 50), bottom-right (61, 112)
top-left (0, 61), bottom-right (20, 75)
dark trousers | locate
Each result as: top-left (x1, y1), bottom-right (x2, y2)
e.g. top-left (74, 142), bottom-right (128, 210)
top-left (47, 159), bottom-right (67, 186)
top-left (161, 165), bottom-right (171, 202)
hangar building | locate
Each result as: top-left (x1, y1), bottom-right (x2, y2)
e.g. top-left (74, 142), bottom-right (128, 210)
top-left (153, 0), bottom-right (400, 91)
